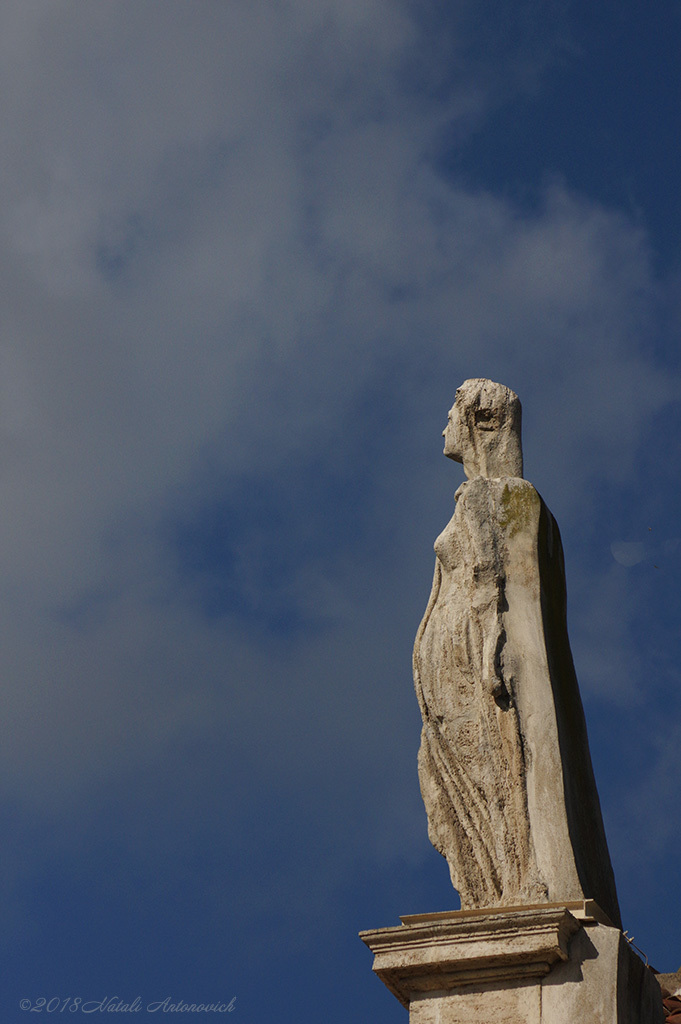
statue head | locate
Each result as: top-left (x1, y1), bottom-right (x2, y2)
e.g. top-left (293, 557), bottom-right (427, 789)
top-left (443, 378), bottom-right (523, 479)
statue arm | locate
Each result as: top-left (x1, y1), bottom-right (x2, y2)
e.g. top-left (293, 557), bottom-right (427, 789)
top-left (481, 606), bottom-right (508, 704)
top-left (413, 559), bottom-right (442, 720)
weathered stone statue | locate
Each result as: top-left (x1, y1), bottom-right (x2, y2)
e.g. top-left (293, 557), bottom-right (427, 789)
top-left (413, 378), bottom-right (621, 928)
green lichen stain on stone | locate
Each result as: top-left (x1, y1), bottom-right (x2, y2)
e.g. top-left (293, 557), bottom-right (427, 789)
top-left (498, 482), bottom-right (538, 537)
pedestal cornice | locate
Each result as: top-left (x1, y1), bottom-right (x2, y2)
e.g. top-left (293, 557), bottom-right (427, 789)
top-left (360, 903), bottom-right (583, 1008)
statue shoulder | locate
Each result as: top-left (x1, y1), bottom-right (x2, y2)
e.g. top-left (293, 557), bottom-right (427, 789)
top-left (456, 476), bottom-right (542, 526)
top-left (455, 477), bottom-right (558, 563)
top-left (496, 477), bottom-right (543, 532)
top-left (493, 478), bottom-right (565, 571)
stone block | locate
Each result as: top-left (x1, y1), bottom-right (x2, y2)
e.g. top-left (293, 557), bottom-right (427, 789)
top-left (360, 903), bottom-right (664, 1023)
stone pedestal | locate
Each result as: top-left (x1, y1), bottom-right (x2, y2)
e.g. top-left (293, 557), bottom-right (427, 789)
top-left (360, 902), bottom-right (664, 1023)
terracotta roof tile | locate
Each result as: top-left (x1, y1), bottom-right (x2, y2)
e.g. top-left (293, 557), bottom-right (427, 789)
top-left (663, 995), bottom-right (681, 1023)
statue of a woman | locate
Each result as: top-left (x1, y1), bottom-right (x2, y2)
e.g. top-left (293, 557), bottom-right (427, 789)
top-left (413, 379), bottom-right (621, 927)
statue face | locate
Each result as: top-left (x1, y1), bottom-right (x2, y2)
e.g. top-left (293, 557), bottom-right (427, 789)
top-left (442, 397), bottom-right (465, 462)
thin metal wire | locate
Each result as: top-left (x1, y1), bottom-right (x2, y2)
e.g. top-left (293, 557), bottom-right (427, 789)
top-left (623, 930), bottom-right (649, 967)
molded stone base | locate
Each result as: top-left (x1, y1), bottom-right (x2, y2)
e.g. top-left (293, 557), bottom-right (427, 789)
top-left (360, 902), bottom-right (664, 1023)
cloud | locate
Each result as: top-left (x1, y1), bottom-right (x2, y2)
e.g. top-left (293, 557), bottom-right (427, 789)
top-left (0, 2), bottom-right (678, 965)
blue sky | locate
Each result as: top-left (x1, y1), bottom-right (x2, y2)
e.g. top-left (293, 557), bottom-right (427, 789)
top-left (1, 1), bottom-right (680, 1020)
